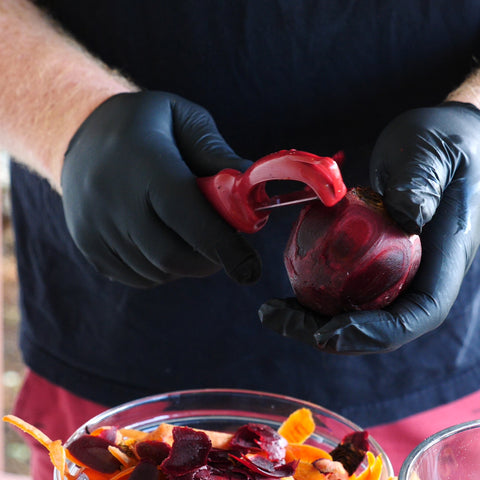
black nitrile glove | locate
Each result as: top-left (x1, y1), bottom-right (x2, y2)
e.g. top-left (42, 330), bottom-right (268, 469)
top-left (61, 91), bottom-right (261, 288)
top-left (260, 102), bottom-right (480, 353)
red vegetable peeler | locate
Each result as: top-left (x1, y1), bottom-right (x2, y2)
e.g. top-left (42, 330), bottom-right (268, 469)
top-left (197, 149), bottom-right (347, 233)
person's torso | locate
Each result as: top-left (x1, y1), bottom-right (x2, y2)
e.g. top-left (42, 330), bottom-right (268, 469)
top-left (13, 0), bottom-right (480, 426)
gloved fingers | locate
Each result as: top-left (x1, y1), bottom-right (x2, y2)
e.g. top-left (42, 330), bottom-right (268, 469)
top-left (84, 240), bottom-right (172, 288)
top-left (131, 214), bottom-right (224, 277)
top-left (147, 146), bottom-right (262, 284)
top-left (379, 153), bottom-right (442, 235)
top-left (213, 234), bottom-right (262, 284)
top-left (370, 130), bottom-right (458, 234)
top-left (171, 98), bottom-right (253, 175)
top-left (259, 292), bottom-right (440, 354)
top-left (142, 187), bottom-right (261, 283)
top-left (77, 215), bottom-right (221, 285)
top-left (259, 298), bottom-right (328, 348)
top-left (313, 290), bottom-right (444, 354)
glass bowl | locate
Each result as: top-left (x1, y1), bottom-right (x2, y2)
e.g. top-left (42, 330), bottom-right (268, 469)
top-left (55, 388), bottom-right (394, 479)
top-left (398, 419), bottom-right (480, 480)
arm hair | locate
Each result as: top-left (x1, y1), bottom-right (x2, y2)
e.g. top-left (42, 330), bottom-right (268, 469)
top-left (0, 0), bottom-right (138, 191)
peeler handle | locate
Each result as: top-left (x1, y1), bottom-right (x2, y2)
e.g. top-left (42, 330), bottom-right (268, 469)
top-left (196, 149), bottom-right (347, 233)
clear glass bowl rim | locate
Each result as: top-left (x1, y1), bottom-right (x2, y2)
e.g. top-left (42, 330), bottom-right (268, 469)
top-left (58, 387), bottom-right (395, 479)
top-left (398, 418), bottom-right (480, 479)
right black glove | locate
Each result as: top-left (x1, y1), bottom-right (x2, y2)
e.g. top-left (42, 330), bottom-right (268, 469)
top-left (61, 91), bottom-right (261, 287)
top-left (260, 102), bottom-right (480, 353)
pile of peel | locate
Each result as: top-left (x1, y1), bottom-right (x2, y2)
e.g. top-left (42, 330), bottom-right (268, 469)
top-left (3, 407), bottom-right (393, 480)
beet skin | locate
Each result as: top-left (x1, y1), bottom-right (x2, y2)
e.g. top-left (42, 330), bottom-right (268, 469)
top-left (284, 187), bottom-right (422, 315)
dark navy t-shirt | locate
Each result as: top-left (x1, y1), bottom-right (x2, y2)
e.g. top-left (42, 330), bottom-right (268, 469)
top-left (12, 0), bottom-right (480, 426)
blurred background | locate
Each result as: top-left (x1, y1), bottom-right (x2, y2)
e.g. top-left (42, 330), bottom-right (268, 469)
top-left (1, 151), bottom-right (30, 476)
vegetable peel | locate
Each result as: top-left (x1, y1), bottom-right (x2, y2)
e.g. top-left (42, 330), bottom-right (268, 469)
top-left (278, 408), bottom-right (316, 444)
top-left (3, 408), bottom-right (387, 480)
top-left (3, 414), bottom-right (68, 477)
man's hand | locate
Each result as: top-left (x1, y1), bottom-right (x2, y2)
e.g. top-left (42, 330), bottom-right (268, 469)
top-left (62, 91), bottom-right (261, 287)
top-left (259, 102), bottom-right (480, 353)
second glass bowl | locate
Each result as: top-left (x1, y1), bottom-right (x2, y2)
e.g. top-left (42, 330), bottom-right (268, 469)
top-left (398, 419), bottom-right (480, 480)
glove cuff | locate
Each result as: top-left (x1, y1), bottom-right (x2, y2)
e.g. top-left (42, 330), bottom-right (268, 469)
top-left (440, 100), bottom-right (480, 119)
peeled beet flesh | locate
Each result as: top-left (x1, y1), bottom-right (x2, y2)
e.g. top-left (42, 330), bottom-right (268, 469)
top-left (284, 187), bottom-right (421, 315)
top-left (67, 434), bottom-right (121, 473)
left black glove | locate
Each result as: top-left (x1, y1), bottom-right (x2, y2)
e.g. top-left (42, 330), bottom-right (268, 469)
top-left (259, 102), bottom-right (480, 353)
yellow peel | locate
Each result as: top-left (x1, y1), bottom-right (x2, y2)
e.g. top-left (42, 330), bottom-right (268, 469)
top-left (107, 445), bottom-right (133, 468)
top-left (353, 451), bottom-right (384, 480)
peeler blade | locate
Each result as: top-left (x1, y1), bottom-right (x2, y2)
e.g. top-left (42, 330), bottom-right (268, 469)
top-left (254, 190), bottom-right (319, 211)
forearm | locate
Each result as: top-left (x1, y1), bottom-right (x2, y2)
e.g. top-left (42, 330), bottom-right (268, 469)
top-left (0, 0), bottom-right (138, 191)
top-left (446, 68), bottom-right (480, 109)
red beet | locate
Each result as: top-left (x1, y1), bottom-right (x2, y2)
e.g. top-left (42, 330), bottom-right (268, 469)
top-left (161, 426), bottom-right (211, 476)
top-left (67, 434), bottom-right (121, 473)
top-left (230, 423), bottom-right (287, 462)
top-left (329, 431), bottom-right (369, 475)
top-left (284, 187), bottom-right (421, 315)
